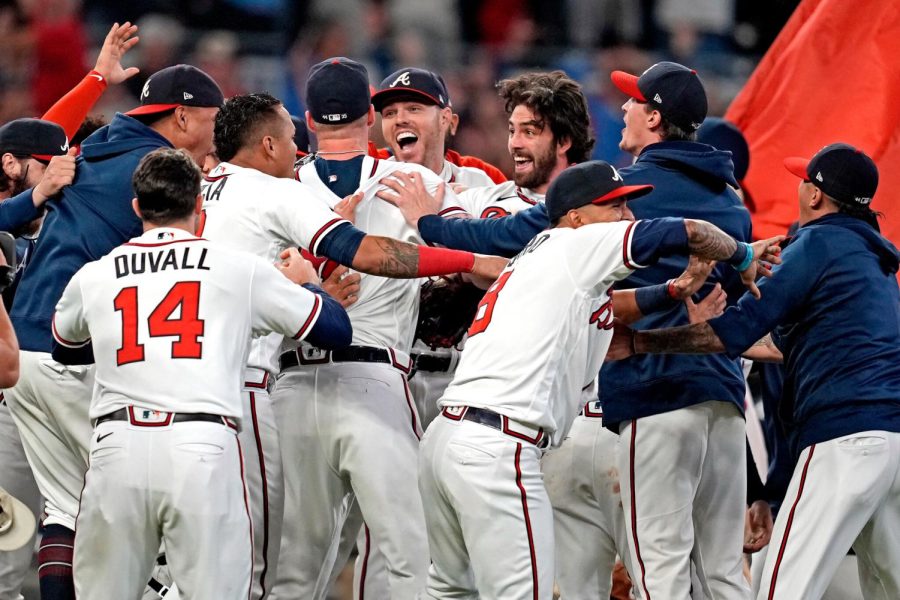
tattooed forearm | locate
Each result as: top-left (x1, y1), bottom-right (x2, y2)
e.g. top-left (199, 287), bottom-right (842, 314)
top-left (684, 219), bottom-right (738, 261)
top-left (634, 322), bottom-right (726, 354)
top-left (354, 236), bottom-right (420, 278)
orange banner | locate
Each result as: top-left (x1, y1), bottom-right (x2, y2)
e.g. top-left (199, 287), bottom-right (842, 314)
top-left (726, 0), bottom-right (900, 243)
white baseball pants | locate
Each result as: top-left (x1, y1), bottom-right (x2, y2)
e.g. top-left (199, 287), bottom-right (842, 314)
top-left (418, 414), bottom-right (555, 600)
top-left (3, 351), bottom-right (93, 531)
top-left (270, 360), bottom-right (428, 600)
top-left (757, 430), bottom-right (900, 600)
top-left (618, 401), bottom-right (749, 600)
top-left (542, 410), bottom-right (630, 599)
top-left (73, 418), bottom-right (252, 600)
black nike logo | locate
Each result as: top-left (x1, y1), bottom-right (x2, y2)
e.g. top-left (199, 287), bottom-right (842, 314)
top-left (97, 432), bottom-right (114, 443)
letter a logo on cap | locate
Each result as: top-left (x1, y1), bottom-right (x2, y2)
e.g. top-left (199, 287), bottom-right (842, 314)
top-left (390, 71), bottom-right (411, 88)
top-left (611, 167), bottom-right (623, 182)
top-left (141, 80), bottom-right (151, 99)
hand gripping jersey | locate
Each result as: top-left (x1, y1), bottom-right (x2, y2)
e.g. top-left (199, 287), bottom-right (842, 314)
top-left (198, 161), bottom-right (350, 375)
top-left (440, 220), bottom-right (641, 446)
top-left (52, 228), bottom-right (323, 419)
top-left (295, 156), bottom-right (465, 353)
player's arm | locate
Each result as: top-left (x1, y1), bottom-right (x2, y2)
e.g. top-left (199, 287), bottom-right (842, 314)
top-left (0, 253), bottom-right (18, 387)
top-left (51, 269), bottom-right (92, 353)
top-left (41, 22), bottom-right (140, 140)
top-left (377, 175), bottom-right (548, 256)
top-left (611, 256), bottom-right (718, 325)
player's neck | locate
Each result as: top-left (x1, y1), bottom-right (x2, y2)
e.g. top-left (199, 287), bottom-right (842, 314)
top-left (143, 220), bottom-right (196, 236)
top-left (316, 136), bottom-right (367, 160)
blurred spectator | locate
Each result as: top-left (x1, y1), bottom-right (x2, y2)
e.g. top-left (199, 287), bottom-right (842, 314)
top-left (26, 0), bottom-right (88, 113)
top-left (123, 13), bottom-right (185, 101)
top-left (193, 30), bottom-right (245, 98)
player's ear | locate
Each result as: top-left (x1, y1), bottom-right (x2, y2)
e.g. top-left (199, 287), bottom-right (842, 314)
top-left (448, 112), bottom-right (460, 137)
top-left (131, 198), bottom-right (143, 220)
top-left (555, 135), bottom-right (572, 159)
top-left (305, 111), bottom-right (317, 133)
top-left (262, 135), bottom-right (275, 158)
top-left (1, 153), bottom-right (20, 179)
top-left (175, 106), bottom-right (189, 132)
top-left (646, 108), bottom-right (662, 130)
top-left (193, 193), bottom-right (203, 215)
top-left (366, 105), bottom-right (376, 127)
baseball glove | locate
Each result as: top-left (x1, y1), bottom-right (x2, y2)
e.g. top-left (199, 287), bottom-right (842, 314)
top-left (415, 276), bottom-right (485, 349)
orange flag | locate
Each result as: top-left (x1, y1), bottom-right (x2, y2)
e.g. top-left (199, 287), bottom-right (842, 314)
top-left (726, 0), bottom-right (900, 243)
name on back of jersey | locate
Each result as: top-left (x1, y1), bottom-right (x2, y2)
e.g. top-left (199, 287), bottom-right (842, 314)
top-left (114, 246), bottom-right (210, 279)
top-left (507, 232), bottom-right (550, 268)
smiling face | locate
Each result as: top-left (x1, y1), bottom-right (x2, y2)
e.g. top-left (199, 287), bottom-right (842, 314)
top-left (380, 99), bottom-right (450, 175)
top-left (507, 104), bottom-right (570, 194)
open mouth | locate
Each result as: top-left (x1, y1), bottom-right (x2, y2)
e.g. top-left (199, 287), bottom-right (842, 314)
top-left (513, 155), bottom-right (533, 172)
top-left (396, 131), bottom-right (419, 150)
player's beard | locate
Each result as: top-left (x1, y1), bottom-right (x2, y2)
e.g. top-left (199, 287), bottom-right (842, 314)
top-left (512, 143), bottom-right (556, 190)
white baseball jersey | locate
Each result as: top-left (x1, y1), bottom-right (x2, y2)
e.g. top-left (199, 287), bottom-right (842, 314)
top-left (440, 220), bottom-right (642, 444)
top-left (456, 180), bottom-right (543, 219)
top-left (198, 161), bottom-right (349, 375)
top-left (52, 228), bottom-right (323, 419)
top-left (295, 156), bottom-right (465, 352)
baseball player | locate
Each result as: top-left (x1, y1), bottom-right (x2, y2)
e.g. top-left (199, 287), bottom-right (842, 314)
top-left (270, 58), bottom-right (481, 600)
top-left (198, 82), bottom-right (500, 600)
top-left (4, 63), bottom-right (224, 599)
top-left (50, 148), bottom-right (350, 600)
top-left (612, 143), bottom-right (900, 600)
top-left (417, 160), bottom-right (780, 599)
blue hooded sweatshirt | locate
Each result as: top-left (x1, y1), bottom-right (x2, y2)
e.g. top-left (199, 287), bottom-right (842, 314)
top-left (711, 213), bottom-right (900, 455)
top-left (11, 114), bottom-right (173, 352)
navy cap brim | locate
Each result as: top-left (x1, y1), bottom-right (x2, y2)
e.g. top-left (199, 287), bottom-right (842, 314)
top-left (610, 71), bottom-right (646, 101)
top-left (591, 183), bottom-right (654, 205)
top-left (784, 157), bottom-right (810, 180)
top-left (372, 88), bottom-right (443, 111)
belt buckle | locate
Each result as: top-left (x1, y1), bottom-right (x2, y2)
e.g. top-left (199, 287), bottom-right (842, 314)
top-left (128, 406), bottom-right (173, 427)
top-left (299, 346), bottom-right (330, 365)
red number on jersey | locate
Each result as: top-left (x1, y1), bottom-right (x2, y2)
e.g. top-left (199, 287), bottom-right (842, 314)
top-left (467, 270), bottom-right (513, 337)
top-left (114, 281), bottom-right (205, 366)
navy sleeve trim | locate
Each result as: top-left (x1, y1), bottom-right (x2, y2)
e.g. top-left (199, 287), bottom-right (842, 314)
top-left (291, 293), bottom-right (322, 340)
top-left (316, 222), bottom-right (366, 267)
top-left (300, 283), bottom-right (353, 349)
top-left (418, 203), bottom-right (549, 257)
top-left (629, 217), bottom-right (689, 267)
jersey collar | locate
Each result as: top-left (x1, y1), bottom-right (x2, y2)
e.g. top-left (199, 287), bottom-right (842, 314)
top-left (133, 227), bottom-right (200, 244)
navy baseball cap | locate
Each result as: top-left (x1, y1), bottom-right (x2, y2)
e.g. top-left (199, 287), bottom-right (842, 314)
top-left (611, 62), bottom-right (708, 132)
top-left (126, 64), bottom-right (224, 117)
top-left (306, 57), bottom-right (371, 125)
top-left (697, 117), bottom-right (750, 180)
top-left (0, 118), bottom-right (69, 162)
top-left (784, 143), bottom-right (879, 206)
top-left (546, 161), bottom-right (654, 222)
top-left (372, 68), bottom-right (451, 112)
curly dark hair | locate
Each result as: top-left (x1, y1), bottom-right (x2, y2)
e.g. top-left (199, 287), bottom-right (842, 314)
top-left (497, 71), bottom-right (595, 164)
top-left (132, 148), bottom-right (201, 224)
top-left (214, 92), bottom-right (284, 162)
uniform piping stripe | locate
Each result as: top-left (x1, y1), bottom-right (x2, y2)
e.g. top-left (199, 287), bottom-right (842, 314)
top-left (358, 524), bottom-right (372, 600)
top-left (629, 420), bottom-right (651, 600)
top-left (622, 221), bottom-right (646, 270)
top-left (401, 378), bottom-right (421, 440)
top-left (51, 314), bottom-right (90, 348)
top-left (236, 435), bottom-right (255, 600)
top-left (249, 392), bottom-right (271, 597)
top-left (124, 238), bottom-right (207, 248)
top-left (369, 159), bottom-right (380, 178)
top-left (437, 206), bottom-right (466, 217)
top-left (516, 188), bottom-right (538, 205)
top-left (768, 444), bottom-right (816, 600)
top-left (513, 443), bottom-right (539, 600)
top-left (309, 218), bottom-right (346, 256)
top-left (292, 295), bottom-right (322, 340)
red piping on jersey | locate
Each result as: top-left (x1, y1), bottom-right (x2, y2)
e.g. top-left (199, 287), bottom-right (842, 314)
top-left (51, 314), bottom-right (90, 347)
top-left (203, 173), bottom-right (230, 183)
top-left (437, 206), bottom-right (466, 217)
top-left (514, 443), bottom-right (539, 600)
top-left (236, 435), bottom-right (256, 600)
top-left (622, 221), bottom-right (639, 270)
top-left (292, 295), bottom-right (321, 340)
top-left (308, 218), bottom-right (344, 256)
top-left (516, 188), bottom-right (538, 206)
top-left (582, 401), bottom-right (603, 418)
top-left (369, 158), bottom-right (380, 178)
top-left (388, 348), bottom-right (412, 375)
top-left (124, 238), bottom-right (207, 248)
top-left (401, 377), bottom-right (421, 440)
top-left (248, 392), bottom-right (271, 597)
top-left (768, 444), bottom-right (816, 600)
top-left (127, 406), bottom-right (173, 427)
top-left (629, 420), bottom-right (651, 600)
top-left (244, 372), bottom-right (270, 390)
top-left (358, 524), bottom-right (371, 600)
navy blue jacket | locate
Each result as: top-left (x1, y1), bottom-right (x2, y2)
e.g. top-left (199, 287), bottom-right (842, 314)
top-left (600, 142), bottom-right (751, 428)
top-left (711, 213), bottom-right (900, 454)
top-left (11, 114), bottom-right (172, 352)
top-left (417, 142), bottom-right (752, 428)
top-left (0, 190), bottom-right (41, 233)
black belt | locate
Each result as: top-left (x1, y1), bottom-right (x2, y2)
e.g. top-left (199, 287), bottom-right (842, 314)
top-left (279, 345), bottom-right (393, 371)
top-left (442, 406), bottom-right (548, 448)
top-left (411, 353), bottom-right (452, 373)
top-left (95, 408), bottom-right (232, 428)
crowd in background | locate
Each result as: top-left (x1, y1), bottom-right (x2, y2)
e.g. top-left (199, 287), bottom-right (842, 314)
top-left (0, 0), bottom-right (797, 175)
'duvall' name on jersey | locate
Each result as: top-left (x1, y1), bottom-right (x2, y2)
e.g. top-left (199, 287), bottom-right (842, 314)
top-left (114, 247), bottom-right (211, 279)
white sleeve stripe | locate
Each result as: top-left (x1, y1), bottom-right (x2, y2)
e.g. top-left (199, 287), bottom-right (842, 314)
top-left (292, 293), bottom-right (322, 340)
top-left (51, 314), bottom-right (90, 348)
top-left (623, 220), bottom-right (649, 270)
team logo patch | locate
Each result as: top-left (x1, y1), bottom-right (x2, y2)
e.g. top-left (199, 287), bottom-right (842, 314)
top-left (141, 80), bottom-right (151, 100)
top-left (183, 92), bottom-right (194, 100)
top-left (653, 93), bottom-right (663, 103)
top-left (611, 167), bottom-right (623, 182)
top-left (390, 71), bottom-right (411, 87)
top-left (816, 172), bottom-right (824, 182)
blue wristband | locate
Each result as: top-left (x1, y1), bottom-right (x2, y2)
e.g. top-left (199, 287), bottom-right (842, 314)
top-left (730, 242), bottom-right (754, 272)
